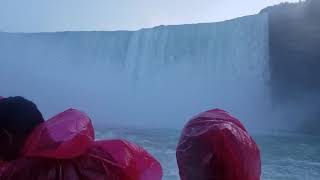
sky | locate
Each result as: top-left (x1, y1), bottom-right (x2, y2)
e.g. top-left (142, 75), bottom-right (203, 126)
top-left (0, 0), bottom-right (299, 32)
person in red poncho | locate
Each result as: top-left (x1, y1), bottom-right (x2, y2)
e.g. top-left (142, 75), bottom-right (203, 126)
top-left (176, 109), bottom-right (261, 180)
top-left (0, 96), bottom-right (162, 180)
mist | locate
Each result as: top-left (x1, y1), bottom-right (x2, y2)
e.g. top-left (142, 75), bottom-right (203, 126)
top-left (0, 14), bottom-right (272, 131)
top-left (0, 4), bottom-right (317, 134)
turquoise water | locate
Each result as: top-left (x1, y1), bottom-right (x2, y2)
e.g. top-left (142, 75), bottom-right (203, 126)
top-left (96, 128), bottom-right (320, 180)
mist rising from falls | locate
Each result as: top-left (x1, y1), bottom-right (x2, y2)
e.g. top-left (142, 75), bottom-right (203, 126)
top-left (0, 14), bottom-right (270, 130)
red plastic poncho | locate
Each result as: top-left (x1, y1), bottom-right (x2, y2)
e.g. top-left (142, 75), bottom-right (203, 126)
top-left (176, 109), bottom-right (261, 180)
top-left (0, 109), bottom-right (162, 180)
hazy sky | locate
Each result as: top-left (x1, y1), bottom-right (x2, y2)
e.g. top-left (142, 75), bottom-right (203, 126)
top-left (0, 0), bottom-right (299, 32)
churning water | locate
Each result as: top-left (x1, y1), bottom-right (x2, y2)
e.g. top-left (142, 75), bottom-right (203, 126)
top-left (96, 128), bottom-right (320, 180)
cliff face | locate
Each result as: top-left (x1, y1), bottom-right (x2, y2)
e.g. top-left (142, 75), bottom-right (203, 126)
top-left (262, 0), bottom-right (320, 98)
top-left (262, 0), bottom-right (320, 134)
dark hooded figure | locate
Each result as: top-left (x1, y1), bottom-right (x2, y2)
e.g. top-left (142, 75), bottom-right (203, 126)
top-left (176, 109), bottom-right (261, 180)
top-left (0, 96), bottom-right (44, 161)
top-left (0, 96), bottom-right (162, 180)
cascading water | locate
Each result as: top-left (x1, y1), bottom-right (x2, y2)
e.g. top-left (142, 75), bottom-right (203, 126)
top-left (0, 14), bottom-right (270, 130)
top-left (2, 13), bottom-right (320, 180)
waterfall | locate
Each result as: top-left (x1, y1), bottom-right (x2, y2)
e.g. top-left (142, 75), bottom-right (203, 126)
top-left (0, 14), bottom-right (270, 130)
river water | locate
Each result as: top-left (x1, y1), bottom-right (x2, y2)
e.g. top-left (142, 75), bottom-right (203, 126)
top-left (96, 128), bottom-right (320, 180)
